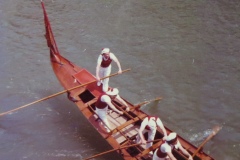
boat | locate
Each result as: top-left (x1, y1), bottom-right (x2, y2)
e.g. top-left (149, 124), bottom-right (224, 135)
top-left (40, 1), bottom-right (215, 160)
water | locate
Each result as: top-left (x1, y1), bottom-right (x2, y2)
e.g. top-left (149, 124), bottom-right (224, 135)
top-left (0, 0), bottom-right (239, 159)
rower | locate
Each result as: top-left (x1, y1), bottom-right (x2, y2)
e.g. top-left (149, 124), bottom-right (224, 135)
top-left (96, 48), bottom-right (122, 92)
top-left (95, 88), bottom-right (129, 133)
top-left (136, 116), bottom-right (167, 154)
top-left (152, 132), bottom-right (193, 160)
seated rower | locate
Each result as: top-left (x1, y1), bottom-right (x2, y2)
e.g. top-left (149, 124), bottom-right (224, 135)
top-left (95, 88), bottom-right (129, 132)
top-left (152, 132), bottom-right (193, 160)
top-left (137, 116), bottom-right (167, 153)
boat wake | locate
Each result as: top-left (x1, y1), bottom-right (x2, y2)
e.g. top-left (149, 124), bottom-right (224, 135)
top-left (34, 150), bottom-right (83, 159)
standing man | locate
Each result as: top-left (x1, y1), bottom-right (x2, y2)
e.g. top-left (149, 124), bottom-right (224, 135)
top-left (95, 88), bottom-right (129, 133)
top-left (137, 116), bottom-right (168, 152)
top-left (96, 48), bottom-right (122, 92)
top-left (152, 132), bottom-right (193, 160)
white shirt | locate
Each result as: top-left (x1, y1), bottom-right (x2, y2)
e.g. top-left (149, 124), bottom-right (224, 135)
top-left (160, 140), bottom-right (181, 153)
top-left (100, 95), bottom-right (111, 103)
top-left (140, 117), bottom-right (163, 131)
top-left (97, 52), bottom-right (118, 66)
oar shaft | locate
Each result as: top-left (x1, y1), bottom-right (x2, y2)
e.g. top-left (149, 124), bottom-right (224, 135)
top-left (113, 102), bottom-right (134, 119)
top-left (0, 93), bottom-right (61, 116)
top-left (0, 69), bottom-right (130, 116)
top-left (69, 68), bottom-right (130, 91)
top-left (83, 139), bottom-right (162, 160)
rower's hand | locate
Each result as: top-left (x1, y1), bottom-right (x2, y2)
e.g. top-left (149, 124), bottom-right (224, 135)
top-left (141, 139), bottom-right (147, 145)
top-left (188, 156), bottom-right (193, 160)
top-left (126, 107), bottom-right (130, 112)
top-left (162, 136), bottom-right (167, 141)
top-left (118, 111), bottom-right (123, 115)
top-left (96, 77), bottom-right (100, 81)
top-left (118, 69), bottom-right (122, 74)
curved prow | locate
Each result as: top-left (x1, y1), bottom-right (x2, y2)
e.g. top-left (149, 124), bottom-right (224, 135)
top-left (41, 1), bottom-right (62, 65)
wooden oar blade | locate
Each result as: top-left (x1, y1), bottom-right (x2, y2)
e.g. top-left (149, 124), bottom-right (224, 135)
top-left (192, 125), bottom-right (222, 158)
top-left (153, 97), bottom-right (163, 101)
top-left (132, 97), bottom-right (163, 110)
top-left (212, 125), bottom-right (222, 136)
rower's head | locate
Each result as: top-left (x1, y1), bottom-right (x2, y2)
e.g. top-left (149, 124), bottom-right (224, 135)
top-left (106, 88), bottom-right (119, 98)
top-left (101, 48), bottom-right (110, 58)
top-left (166, 132), bottom-right (178, 145)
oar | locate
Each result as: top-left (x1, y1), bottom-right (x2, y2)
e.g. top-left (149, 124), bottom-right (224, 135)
top-left (192, 125), bottom-right (222, 158)
top-left (131, 97), bottom-right (163, 111)
top-left (114, 97), bottom-right (162, 120)
top-left (83, 139), bottom-right (162, 160)
top-left (0, 69), bottom-right (130, 116)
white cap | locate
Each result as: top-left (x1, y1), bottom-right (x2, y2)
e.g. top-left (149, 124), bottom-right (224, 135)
top-left (106, 88), bottom-right (119, 96)
top-left (101, 48), bottom-right (110, 54)
top-left (166, 132), bottom-right (177, 142)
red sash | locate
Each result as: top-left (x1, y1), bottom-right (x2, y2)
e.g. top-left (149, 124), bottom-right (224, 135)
top-left (156, 142), bottom-right (175, 158)
top-left (95, 94), bottom-right (108, 109)
top-left (101, 56), bottom-right (112, 68)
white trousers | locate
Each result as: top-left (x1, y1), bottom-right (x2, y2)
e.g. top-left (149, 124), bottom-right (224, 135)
top-left (95, 107), bottom-right (110, 129)
top-left (99, 65), bottom-right (111, 92)
top-left (137, 128), bottom-right (157, 149)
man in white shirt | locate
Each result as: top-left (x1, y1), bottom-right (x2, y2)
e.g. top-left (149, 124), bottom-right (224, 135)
top-left (95, 88), bottom-right (129, 132)
top-left (96, 48), bottom-right (122, 92)
top-left (137, 116), bottom-right (168, 152)
top-left (152, 132), bottom-right (193, 160)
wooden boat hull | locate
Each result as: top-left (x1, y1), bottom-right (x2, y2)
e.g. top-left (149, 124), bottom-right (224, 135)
top-left (41, 2), bottom-right (215, 160)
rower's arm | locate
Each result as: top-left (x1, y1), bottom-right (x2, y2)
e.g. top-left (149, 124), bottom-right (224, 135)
top-left (111, 53), bottom-right (122, 73)
top-left (116, 95), bottom-right (129, 111)
top-left (157, 119), bottom-right (168, 140)
top-left (167, 151), bottom-right (177, 160)
top-left (106, 101), bottom-right (123, 115)
top-left (178, 144), bottom-right (193, 160)
top-left (138, 118), bottom-right (148, 144)
top-left (96, 55), bottom-right (102, 80)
